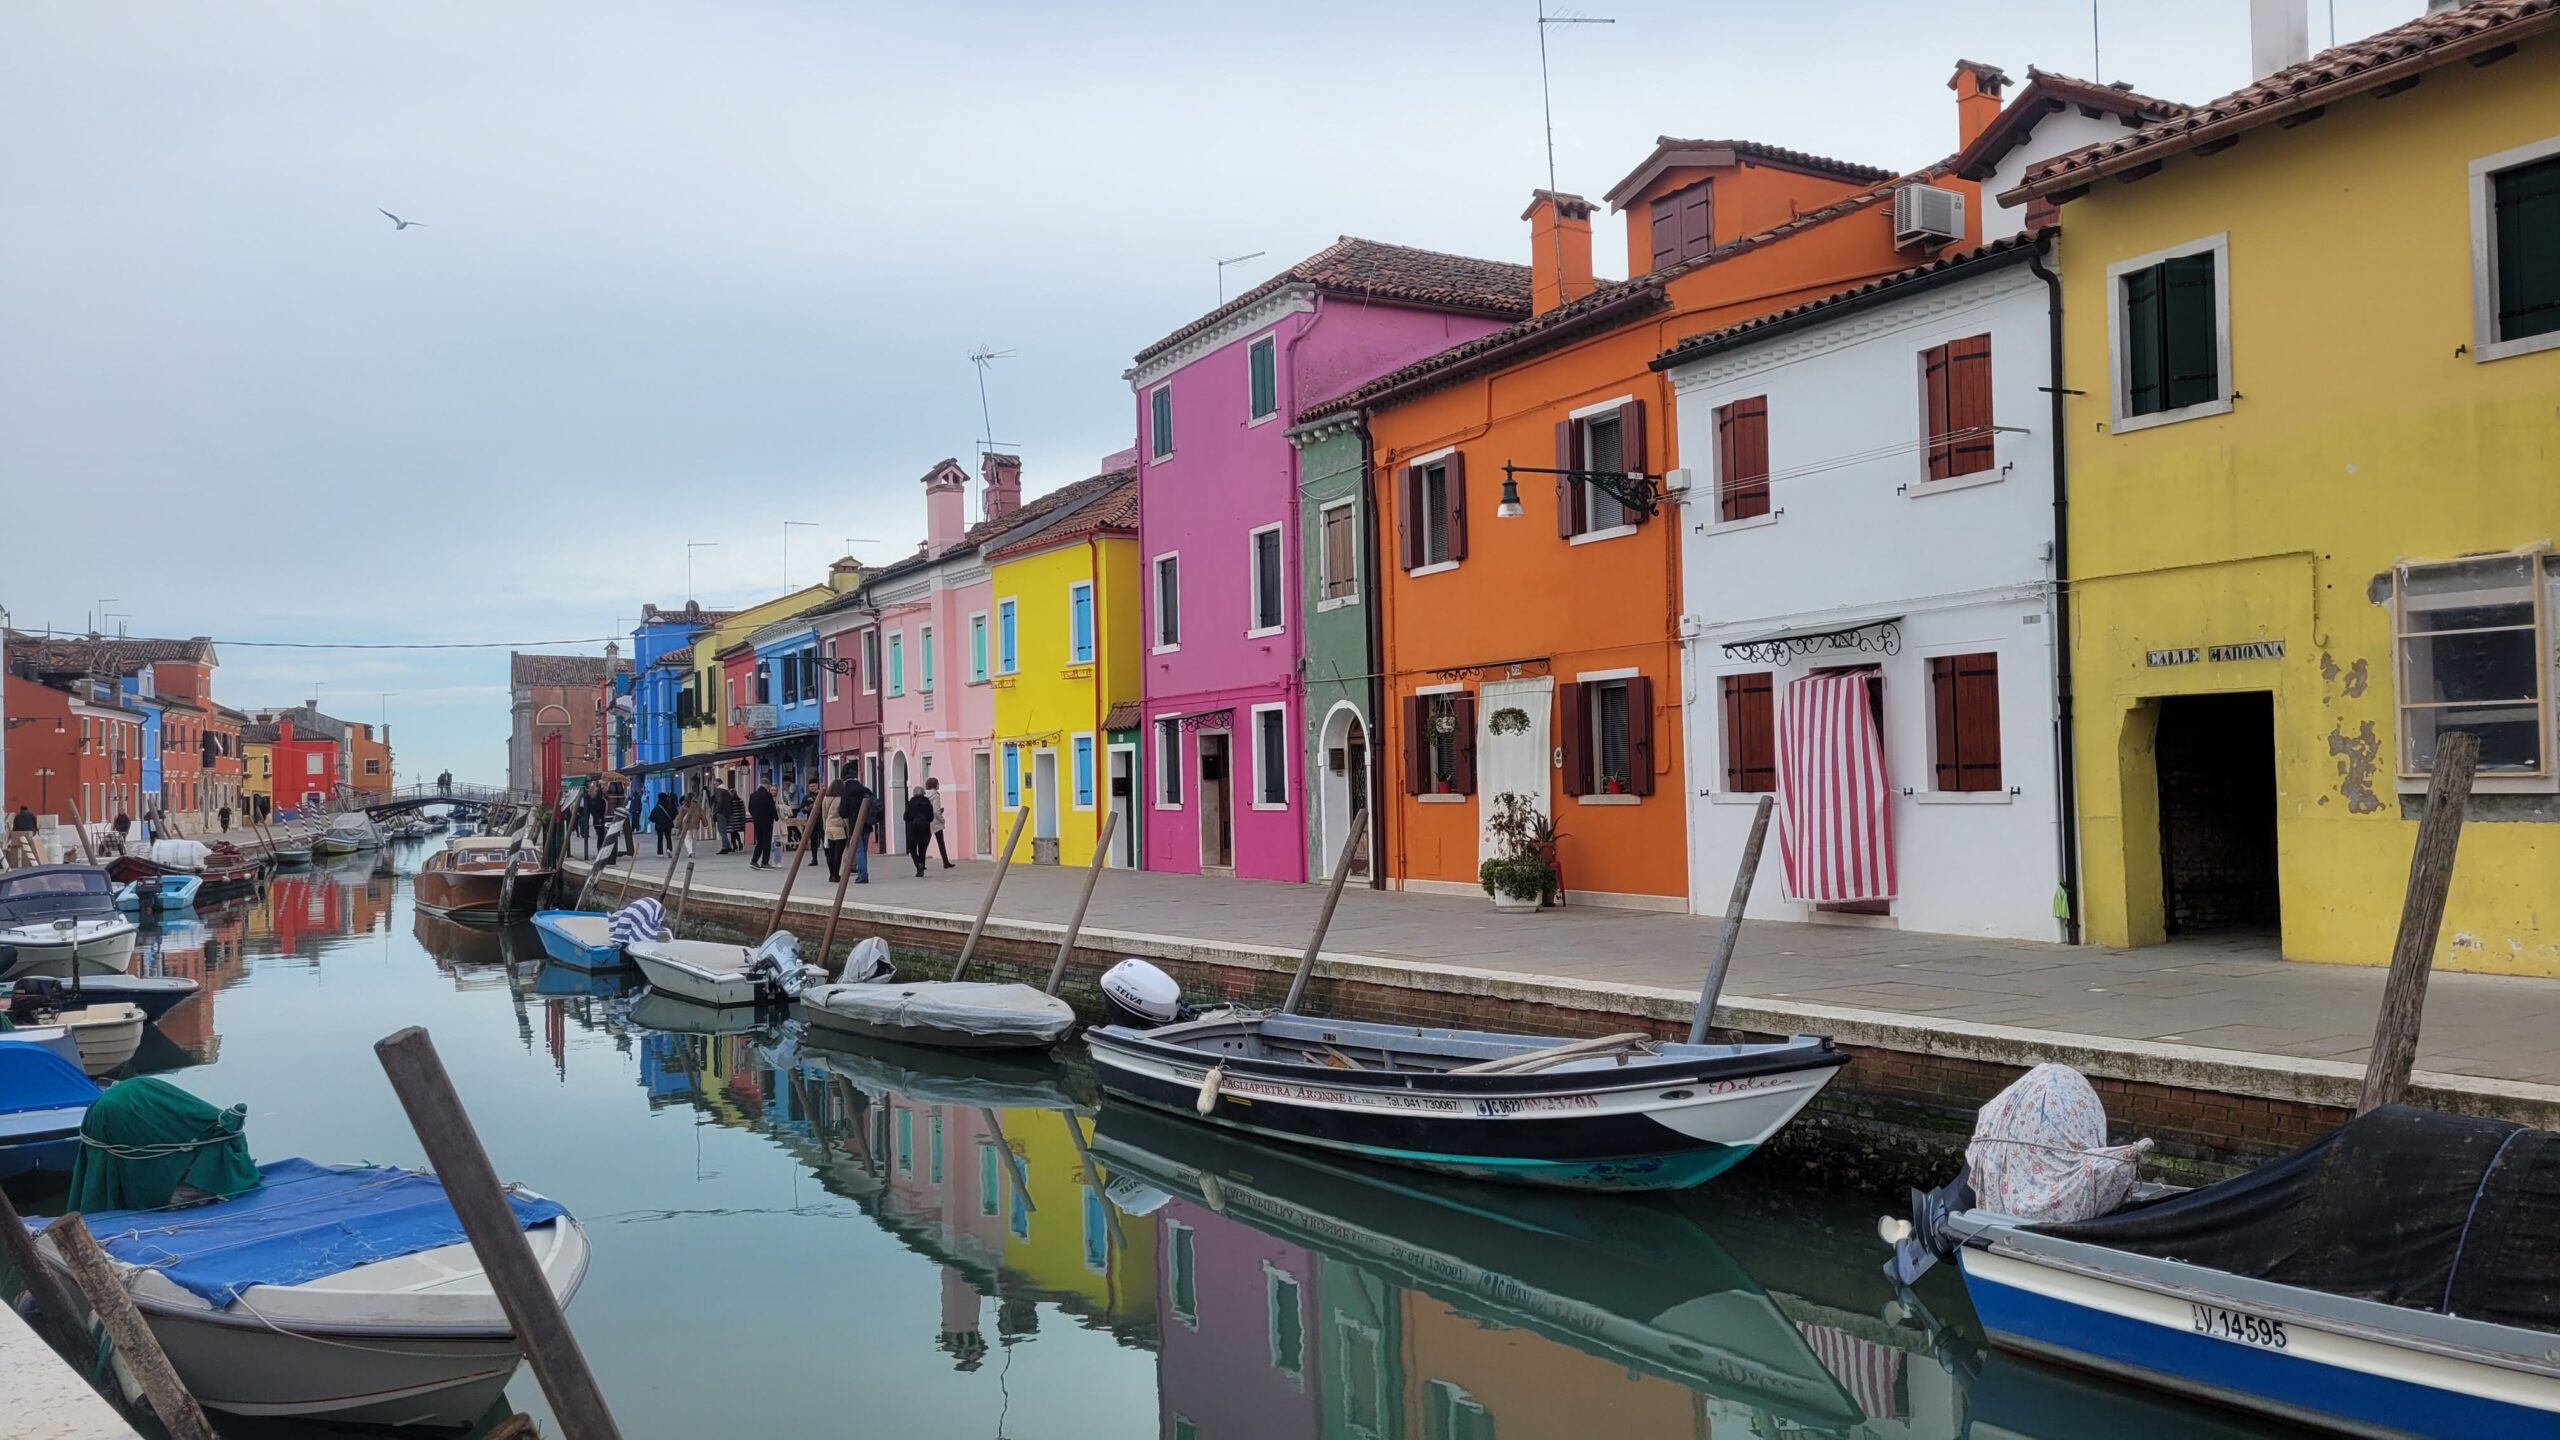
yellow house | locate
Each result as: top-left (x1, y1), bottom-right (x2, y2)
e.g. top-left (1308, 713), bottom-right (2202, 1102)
top-left (996, 1106), bottom-right (1157, 1330)
top-left (678, 574), bottom-right (856, 766)
top-left (986, 473), bottom-right (1140, 869)
top-left (241, 736), bottom-right (271, 809)
top-left (2012, 4), bottom-right (2560, 972)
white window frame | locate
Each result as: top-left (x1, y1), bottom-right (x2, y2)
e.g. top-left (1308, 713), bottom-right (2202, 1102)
top-left (2470, 134), bottom-right (2560, 364)
top-left (1149, 382), bottom-right (1175, 461)
top-left (2106, 232), bottom-right (2233, 435)
top-left (1154, 714), bottom-right (1185, 809)
top-left (859, 629), bottom-right (878, 695)
top-left (1915, 644), bottom-right (2013, 805)
top-left (968, 611), bottom-right (989, 683)
top-left (1152, 551), bottom-right (1182, 653)
top-left (1566, 394), bottom-right (1642, 545)
top-left (1316, 499), bottom-right (1359, 611)
top-left (996, 598), bottom-right (1019, 675)
top-left (1071, 732), bottom-right (1097, 810)
top-left (1067, 581), bottom-right (1096, 665)
top-left (1413, 681), bottom-right (1467, 803)
top-left (1407, 444), bottom-right (1460, 571)
top-left (1249, 701), bottom-right (1289, 811)
top-left (1166, 1219), bottom-right (1198, 1328)
top-left (2391, 549), bottom-right (2556, 793)
top-left (1335, 1316), bottom-right (1387, 1440)
top-left (824, 639), bottom-right (840, 700)
top-left (1246, 522), bottom-right (1286, 638)
top-left (1002, 742), bottom-right (1021, 810)
top-left (1246, 331), bottom-right (1280, 425)
top-left (1572, 665), bottom-right (1641, 802)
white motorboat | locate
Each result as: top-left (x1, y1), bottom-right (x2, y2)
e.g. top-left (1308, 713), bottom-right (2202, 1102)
top-left (0, 867), bottom-right (141, 981)
top-left (314, 814), bottom-right (384, 854)
top-left (627, 932), bottom-right (816, 1009)
top-left (59, 1003), bottom-right (146, 1075)
top-left (798, 978), bottom-right (1075, 1052)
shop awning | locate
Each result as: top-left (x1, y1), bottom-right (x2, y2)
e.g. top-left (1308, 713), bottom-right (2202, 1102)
top-left (1716, 616), bottom-right (1903, 665)
top-left (618, 732), bottom-right (816, 778)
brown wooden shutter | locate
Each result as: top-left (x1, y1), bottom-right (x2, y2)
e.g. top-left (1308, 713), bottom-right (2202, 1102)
top-left (1928, 656), bottom-right (1960, 789)
top-left (1946, 335), bottom-right (1995, 477)
top-left (1398, 466), bottom-right (1420, 570)
top-left (1679, 182), bottom-right (1712, 259)
top-left (1554, 420), bottom-right (1582, 537)
top-left (1626, 674), bottom-right (1655, 795)
top-left (1557, 682), bottom-right (1588, 795)
top-left (1719, 397), bottom-right (1770, 521)
top-left (1451, 691), bottom-right (1478, 794)
top-left (1921, 342), bottom-right (1953, 481)
top-left (1648, 196), bottom-right (1680, 272)
top-left (1956, 653), bottom-right (2002, 791)
top-left (1616, 398), bottom-right (1648, 477)
top-left (1444, 452), bottom-right (1468, 562)
top-left (1402, 694), bottom-right (1427, 795)
top-left (1720, 674), bottom-right (1775, 792)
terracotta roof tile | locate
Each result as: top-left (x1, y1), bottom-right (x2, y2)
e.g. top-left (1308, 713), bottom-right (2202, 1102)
top-left (984, 473), bottom-right (1139, 561)
top-left (1132, 237), bottom-right (1532, 367)
top-left (1101, 701), bottom-right (1143, 732)
top-left (1953, 68), bottom-right (2191, 181)
top-left (1603, 136), bottom-right (1898, 211)
top-left (2012, 0), bottom-right (2556, 200)
top-left (5, 632), bottom-right (215, 674)
top-left (1653, 229), bottom-right (2052, 369)
top-left (510, 653), bottom-right (627, 688)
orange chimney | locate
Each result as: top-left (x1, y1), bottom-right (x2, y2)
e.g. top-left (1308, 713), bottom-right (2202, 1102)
top-left (1521, 190), bottom-right (1596, 316)
top-left (1949, 59), bottom-right (2011, 151)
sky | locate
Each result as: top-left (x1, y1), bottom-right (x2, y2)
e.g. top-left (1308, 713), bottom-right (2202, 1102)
top-left (0, 0), bottom-right (2425, 783)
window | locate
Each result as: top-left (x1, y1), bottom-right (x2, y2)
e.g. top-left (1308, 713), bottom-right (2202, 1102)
top-left (1928, 653), bottom-right (2004, 792)
top-left (2394, 552), bottom-right (2550, 779)
top-left (1713, 396), bottom-right (1770, 522)
top-left (1649, 177), bottom-right (1712, 270)
top-left (1073, 735), bottom-right (1095, 808)
top-left (1399, 455), bottom-right (1466, 570)
top-left (306, 752), bottom-right (325, 775)
top-left (888, 633), bottom-right (904, 697)
top-left (2111, 235), bottom-right (2229, 428)
top-left (1266, 1266), bottom-right (1304, 1379)
top-left (1003, 744), bottom-right (1021, 809)
top-left (1719, 673), bottom-right (1776, 793)
top-left (930, 1114), bottom-right (943, 1184)
top-left (1337, 1319), bottom-right (1386, 1439)
top-left (364, 758), bottom-right (381, 775)
top-left (756, 663), bottom-right (772, 706)
top-left (825, 640), bottom-right (840, 700)
top-left (1081, 1183), bottom-right (1108, 1271)
top-left (919, 626), bottom-right (934, 692)
top-left (997, 601), bottom-right (1018, 674)
top-left (1556, 401), bottom-right (1646, 536)
top-left (1424, 1381), bottom-right (1493, 1440)
top-left (1921, 334), bottom-right (1995, 480)
top-left (1150, 383), bottom-right (1174, 460)
top-left (1319, 501), bottom-right (1357, 604)
top-left (1249, 524), bottom-right (1284, 632)
top-left (1168, 1222), bottom-right (1198, 1327)
top-left (1155, 718), bottom-right (1184, 806)
top-left (896, 1108), bottom-right (912, 1172)
top-left (2474, 140), bottom-right (2560, 361)
top-left (1154, 554), bottom-right (1181, 648)
top-left (1560, 676), bottom-right (1655, 797)
top-left (802, 650), bottom-right (819, 703)
top-left (1248, 333), bottom-right (1279, 420)
top-left (978, 1143), bottom-right (1000, 1217)
top-left (969, 614), bottom-right (988, 682)
top-left (781, 655), bottom-right (799, 707)
top-left (1405, 691), bottom-right (1475, 795)
top-left (1253, 704), bottom-right (1287, 808)
top-left (861, 631), bottom-right (879, 694)
top-left (1069, 582), bottom-right (1095, 663)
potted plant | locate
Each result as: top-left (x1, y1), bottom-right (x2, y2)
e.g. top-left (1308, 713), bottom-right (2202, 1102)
top-left (1602, 771), bottom-right (1628, 796)
top-left (1478, 854), bottom-right (1549, 912)
top-left (1478, 791), bottom-right (1562, 913)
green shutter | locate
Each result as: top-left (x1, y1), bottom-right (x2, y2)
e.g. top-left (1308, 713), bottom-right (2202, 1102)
top-left (2122, 266), bottom-right (2164, 416)
top-left (1250, 340), bottom-right (1277, 418)
top-left (1151, 386), bottom-right (1173, 456)
top-left (2495, 154), bottom-right (2560, 342)
top-left (2163, 252), bottom-right (2219, 410)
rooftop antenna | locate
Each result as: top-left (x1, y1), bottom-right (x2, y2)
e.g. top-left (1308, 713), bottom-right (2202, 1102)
top-left (686, 541), bottom-right (718, 604)
top-left (1537, 2), bottom-right (1614, 198)
top-left (782, 521), bottom-right (818, 591)
top-left (967, 346), bottom-right (1015, 456)
top-left (1215, 251), bottom-right (1266, 304)
top-left (90, 599), bottom-right (119, 636)
top-left (2091, 0), bottom-right (2102, 81)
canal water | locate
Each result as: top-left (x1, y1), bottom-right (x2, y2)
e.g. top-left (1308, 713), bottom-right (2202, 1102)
top-left (69, 843), bottom-right (2307, 1439)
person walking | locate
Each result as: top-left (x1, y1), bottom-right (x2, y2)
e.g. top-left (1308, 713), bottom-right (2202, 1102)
top-left (796, 781), bottom-right (821, 869)
top-left (217, 804), bottom-right (232, 836)
top-left (822, 790), bottom-right (851, 883)
top-left (747, 782), bottom-right (778, 869)
top-left (8, 804), bottom-right (39, 868)
top-left (836, 769), bottom-right (876, 885)
top-left (649, 791), bottom-right (677, 855)
top-left (903, 788), bottom-right (936, 878)
top-left (924, 775), bottom-right (954, 869)
top-left (716, 782), bottom-right (743, 854)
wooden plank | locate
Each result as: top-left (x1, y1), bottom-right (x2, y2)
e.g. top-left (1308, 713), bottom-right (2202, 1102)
top-left (949, 806), bottom-right (1028, 982)
top-left (0, 1181), bottom-right (92, 1361)
top-left (815, 799), bottom-right (871, 971)
top-left (1281, 810), bottom-right (1365, 1015)
top-left (1043, 808), bottom-right (1118, 995)
top-left (761, 797), bottom-right (825, 935)
top-left (48, 1216), bottom-right (217, 1440)
top-left (1689, 795), bottom-right (1775, 1044)
top-left (2358, 730), bottom-right (2478, 1116)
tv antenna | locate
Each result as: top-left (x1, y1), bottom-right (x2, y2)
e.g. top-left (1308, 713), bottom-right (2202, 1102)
top-left (686, 541), bottom-right (718, 603)
top-left (1215, 251), bottom-right (1266, 303)
top-left (1537, 2), bottom-right (1615, 197)
top-left (968, 346), bottom-right (1015, 455)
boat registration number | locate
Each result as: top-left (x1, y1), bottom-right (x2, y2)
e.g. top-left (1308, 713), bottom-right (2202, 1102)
top-left (2190, 1303), bottom-right (2288, 1350)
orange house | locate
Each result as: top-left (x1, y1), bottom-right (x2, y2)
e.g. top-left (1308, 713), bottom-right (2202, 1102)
top-left (1305, 62), bottom-right (2003, 908)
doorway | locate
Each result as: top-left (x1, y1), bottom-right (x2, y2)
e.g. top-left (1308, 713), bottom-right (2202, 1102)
top-left (1107, 745), bottom-right (1137, 868)
top-left (1032, 749), bottom-right (1061, 860)
top-left (1318, 705), bottom-right (1371, 879)
top-left (1198, 731), bottom-right (1234, 871)
top-left (972, 750), bottom-right (993, 854)
top-left (1475, 678), bottom-right (1553, 871)
top-left (2155, 692), bottom-right (2281, 937)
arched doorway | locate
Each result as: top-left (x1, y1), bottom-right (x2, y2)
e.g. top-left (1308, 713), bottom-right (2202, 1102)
top-left (1318, 704), bottom-right (1369, 880)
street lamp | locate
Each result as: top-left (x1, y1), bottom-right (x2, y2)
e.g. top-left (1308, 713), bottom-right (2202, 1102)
top-left (1493, 462), bottom-right (1692, 523)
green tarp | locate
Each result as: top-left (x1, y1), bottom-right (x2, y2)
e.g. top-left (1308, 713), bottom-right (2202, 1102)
top-left (64, 1076), bottom-right (261, 1213)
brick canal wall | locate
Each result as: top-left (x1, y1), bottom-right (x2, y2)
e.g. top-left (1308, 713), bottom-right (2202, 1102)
top-left (586, 866), bottom-right (2559, 1194)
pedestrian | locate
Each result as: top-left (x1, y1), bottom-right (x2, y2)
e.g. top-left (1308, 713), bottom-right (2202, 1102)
top-left (716, 783), bottom-right (743, 853)
top-left (823, 792), bottom-right (851, 883)
top-left (795, 781), bottom-right (821, 868)
top-left (649, 791), bottom-right (677, 855)
top-left (904, 787), bottom-right (935, 877)
top-left (925, 775), bottom-right (954, 869)
top-left (218, 803), bottom-right (232, 835)
top-left (747, 782), bottom-right (778, 869)
top-left (582, 784), bottom-right (608, 861)
top-left (836, 769), bottom-right (876, 885)
top-left (7, 804), bottom-right (37, 868)
top-left (437, 769), bottom-right (452, 796)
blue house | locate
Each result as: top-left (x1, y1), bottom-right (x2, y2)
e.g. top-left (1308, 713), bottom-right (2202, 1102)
top-left (111, 671), bottom-right (164, 828)
top-left (746, 613), bottom-right (822, 799)
top-left (629, 603), bottom-right (721, 809)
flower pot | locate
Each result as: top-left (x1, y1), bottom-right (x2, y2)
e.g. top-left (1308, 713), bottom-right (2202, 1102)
top-left (1491, 890), bottom-right (1540, 913)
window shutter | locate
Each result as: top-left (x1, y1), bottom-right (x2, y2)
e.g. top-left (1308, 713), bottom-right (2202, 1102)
top-left (1679, 182), bottom-right (1712, 259)
top-left (2123, 266), bottom-right (2164, 415)
top-left (1649, 196), bottom-right (1680, 272)
top-left (1626, 674), bottom-right (1655, 795)
top-left (1947, 335), bottom-right (1994, 476)
top-left (1444, 452), bottom-right (1468, 562)
top-left (1451, 692), bottom-right (1478, 795)
top-left (1721, 397), bottom-right (1770, 520)
top-left (1554, 420), bottom-right (1583, 537)
top-left (1957, 654), bottom-right (2003, 792)
top-left (1398, 466), bottom-right (1421, 570)
top-left (1921, 342), bottom-right (1953, 480)
top-left (2163, 253), bottom-right (2218, 410)
top-left (1403, 695), bottom-right (1427, 795)
top-left (1557, 682), bottom-right (1588, 795)
top-left (1928, 657), bottom-right (1960, 789)
top-left (1615, 398), bottom-right (1648, 479)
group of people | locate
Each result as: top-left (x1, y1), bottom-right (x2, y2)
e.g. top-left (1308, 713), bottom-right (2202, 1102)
top-left (672, 768), bottom-right (952, 882)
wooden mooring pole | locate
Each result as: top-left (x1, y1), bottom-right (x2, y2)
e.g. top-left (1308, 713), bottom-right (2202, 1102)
top-left (1044, 808), bottom-right (1119, 996)
top-left (2358, 729), bottom-right (2479, 1116)
top-left (815, 799), bottom-right (872, 972)
top-left (950, 806), bottom-right (1029, 982)
top-left (760, 799), bottom-right (826, 936)
top-left (1281, 810), bottom-right (1364, 1016)
top-left (672, 861), bottom-right (697, 931)
top-left (0, 1183), bottom-right (90, 1360)
top-left (1689, 794), bottom-right (1775, 1046)
top-left (50, 1214), bottom-right (220, 1440)
top-left (66, 795), bottom-right (99, 866)
top-left (375, 1026), bottom-right (621, 1440)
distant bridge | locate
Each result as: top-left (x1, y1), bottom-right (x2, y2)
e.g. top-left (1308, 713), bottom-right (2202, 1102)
top-left (348, 782), bottom-right (542, 816)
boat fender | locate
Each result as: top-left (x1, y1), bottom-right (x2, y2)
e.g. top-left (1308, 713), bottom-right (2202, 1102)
top-left (1195, 1063), bottom-right (1224, 1116)
top-left (1199, 1173), bottom-right (1227, 1214)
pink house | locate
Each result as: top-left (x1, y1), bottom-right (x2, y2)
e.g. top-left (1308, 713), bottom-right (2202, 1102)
top-left (1153, 1199), bottom-right (1323, 1440)
top-left (1128, 239), bottom-right (1531, 881)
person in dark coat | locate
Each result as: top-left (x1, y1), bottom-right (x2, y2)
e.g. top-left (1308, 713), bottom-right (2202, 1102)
top-left (649, 792), bottom-right (678, 855)
top-left (747, 783), bottom-right (778, 869)
top-left (903, 789), bottom-right (936, 877)
top-left (217, 804), bottom-right (232, 834)
top-left (834, 771), bottom-right (876, 885)
top-left (10, 805), bottom-right (35, 834)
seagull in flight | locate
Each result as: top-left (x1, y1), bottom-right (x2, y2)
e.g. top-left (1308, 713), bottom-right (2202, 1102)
top-left (378, 208), bottom-right (429, 230)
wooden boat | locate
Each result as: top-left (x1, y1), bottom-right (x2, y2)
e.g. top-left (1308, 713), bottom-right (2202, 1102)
top-left (530, 910), bottom-right (625, 970)
top-left (412, 836), bottom-right (551, 920)
top-left (1901, 1104), bottom-right (2560, 1438)
top-left (1085, 1014), bottom-right (1845, 1191)
top-left (3, 971), bottom-right (200, 1023)
top-left (57, 1003), bottom-right (146, 1075)
top-left (114, 873), bottom-right (203, 910)
top-left (0, 866), bottom-right (139, 979)
top-left (0, 1043), bottom-right (99, 1179)
top-left (107, 844), bottom-right (263, 897)
top-left (799, 978), bottom-right (1074, 1052)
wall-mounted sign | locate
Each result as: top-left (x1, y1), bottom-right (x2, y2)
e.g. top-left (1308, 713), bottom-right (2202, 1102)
top-left (2146, 648), bottom-right (2200, 668)
top-left (739, 704), bottom-right (779, 733)
top-left (2209, 640), bottom-right (2285, 663)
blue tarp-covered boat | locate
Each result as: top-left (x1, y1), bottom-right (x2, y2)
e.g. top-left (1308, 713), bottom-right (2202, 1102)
top-left (0, 1042), bottom-right (99, 1178)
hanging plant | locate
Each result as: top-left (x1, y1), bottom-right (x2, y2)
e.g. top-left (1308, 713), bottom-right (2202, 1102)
top-left (1488, 706), bottom-right (1532, 736)
top-left (1429, 710), bottom-right (1458, 736)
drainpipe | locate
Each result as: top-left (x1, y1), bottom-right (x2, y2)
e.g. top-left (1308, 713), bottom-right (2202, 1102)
top-left (1356, 415), bottom-right (1387, 890)
top-left (2029, 235), bottom-right (2082, 944)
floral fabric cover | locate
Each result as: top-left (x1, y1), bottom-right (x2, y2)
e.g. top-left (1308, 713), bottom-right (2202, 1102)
top-left (1966, 1062), bottom-right (2150, 1224)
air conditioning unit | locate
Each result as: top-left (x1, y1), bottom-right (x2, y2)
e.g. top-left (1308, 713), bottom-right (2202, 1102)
top-left (1892, 183), bottom-right (1965, 249)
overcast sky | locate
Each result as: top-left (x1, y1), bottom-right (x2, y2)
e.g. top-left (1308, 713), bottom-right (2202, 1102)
top-left (0, 0), bottom-right (2422, 782)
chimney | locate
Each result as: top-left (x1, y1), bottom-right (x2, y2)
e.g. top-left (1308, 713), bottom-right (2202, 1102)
top-left (981, 452), bottom-right (1022, 522)
top-left (2250, 0), bottom-right (2308, 79)
top-left (827, 555), bottom-right (865, 592)
top-left (1949, 60), bottom-right (2011, 151)
top-left (1521, 191), bottom-right (1596, 316)
top-left (924, 461), bottom-right (968, 555)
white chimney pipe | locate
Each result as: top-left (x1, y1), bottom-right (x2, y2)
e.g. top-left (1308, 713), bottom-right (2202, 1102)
top-left (2251, 0), bottom-right (2310, 78)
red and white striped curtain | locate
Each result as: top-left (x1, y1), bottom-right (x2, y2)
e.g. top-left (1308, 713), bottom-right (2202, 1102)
top-left (1777, 671), bottom-right (1896, 902)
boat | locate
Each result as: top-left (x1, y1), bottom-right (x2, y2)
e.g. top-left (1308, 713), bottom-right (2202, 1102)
top-left (114, 872), bottom-right (203, 911)
top-left (31, 1154), bottom-right (590, 1427)
top-left (311, 813), bottom-right (384, 854)
top-left (627, 932), bottom-right (816, 1009)
top-left (628, 988), bottom-right (768, 1034)
top-left (1083, 1011), bottom-right (1846, 1191)
top-left (798, 977), bottom-right (1075, 1052)
top-left (412, 836), bottom-right (552, 920)
top-left (2, 971), bottom-right (201, 1023)
top-left (530, 909), bottom-right (627, 970)
top-left (269, 843), bottom-right (313, 866)
top-left (107, 841), bottom-right (264, 898)
top-left (0, 865), bottom-right (140, 979)
top-left (58, 1003), bottom-right (146, 1075)
top-left (0, 1043), bottom-right (99, 1179)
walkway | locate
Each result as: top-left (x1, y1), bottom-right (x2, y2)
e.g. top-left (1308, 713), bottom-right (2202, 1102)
top-left (582, 836), bottom-right (2560, 1090)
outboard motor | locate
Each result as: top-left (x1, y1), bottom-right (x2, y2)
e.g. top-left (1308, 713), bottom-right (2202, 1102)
top-left (6, 974), bottom-right (74, 1026)
top-left (747, 930), bottom-right (818, 1003)
top-left (1100, 958), bottom-right (1192, 1029)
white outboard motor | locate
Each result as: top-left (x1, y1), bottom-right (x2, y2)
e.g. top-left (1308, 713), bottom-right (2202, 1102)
top-left (748, 930), bottom-right (818, 1002)
top-left (1100, 958), bottom-right (1187, 1028)
top-left (842, 936), bottom-right (896, 984)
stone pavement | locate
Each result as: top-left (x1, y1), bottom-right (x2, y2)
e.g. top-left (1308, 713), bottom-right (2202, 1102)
top-left (572, 831), bottom-right (2560, 1090)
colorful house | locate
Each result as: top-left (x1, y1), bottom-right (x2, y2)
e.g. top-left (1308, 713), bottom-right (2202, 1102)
top-left (1304, 66), bottom-right (2001, 910)
top-left (986, 472), bottom-right (1141, 869)
top-left (746, 612), bottom-right (824, 798)
top-left (678, 579), bottom-right (849, 797)
top-left (239, 726), bottom-right (272, 814)
top-left (1128, 240), bottom-right (1534, 883)
top-left (346, 720), bottom-right (393, 800)
top-left (2009, 1), bottom-right (2560, 970)
top-left (1290, 413), bottom-right (1381, 883)
top-left (1153, 1198), bottom-right (1323, 1440)
top-left (508, 651), bottom-right (631, 797)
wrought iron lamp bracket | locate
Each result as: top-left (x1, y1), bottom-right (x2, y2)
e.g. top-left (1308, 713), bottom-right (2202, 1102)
top-left (1717, 621), bottom-right (1903, 666)
top-left (1499, 462), bottom-right (1672, 521)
